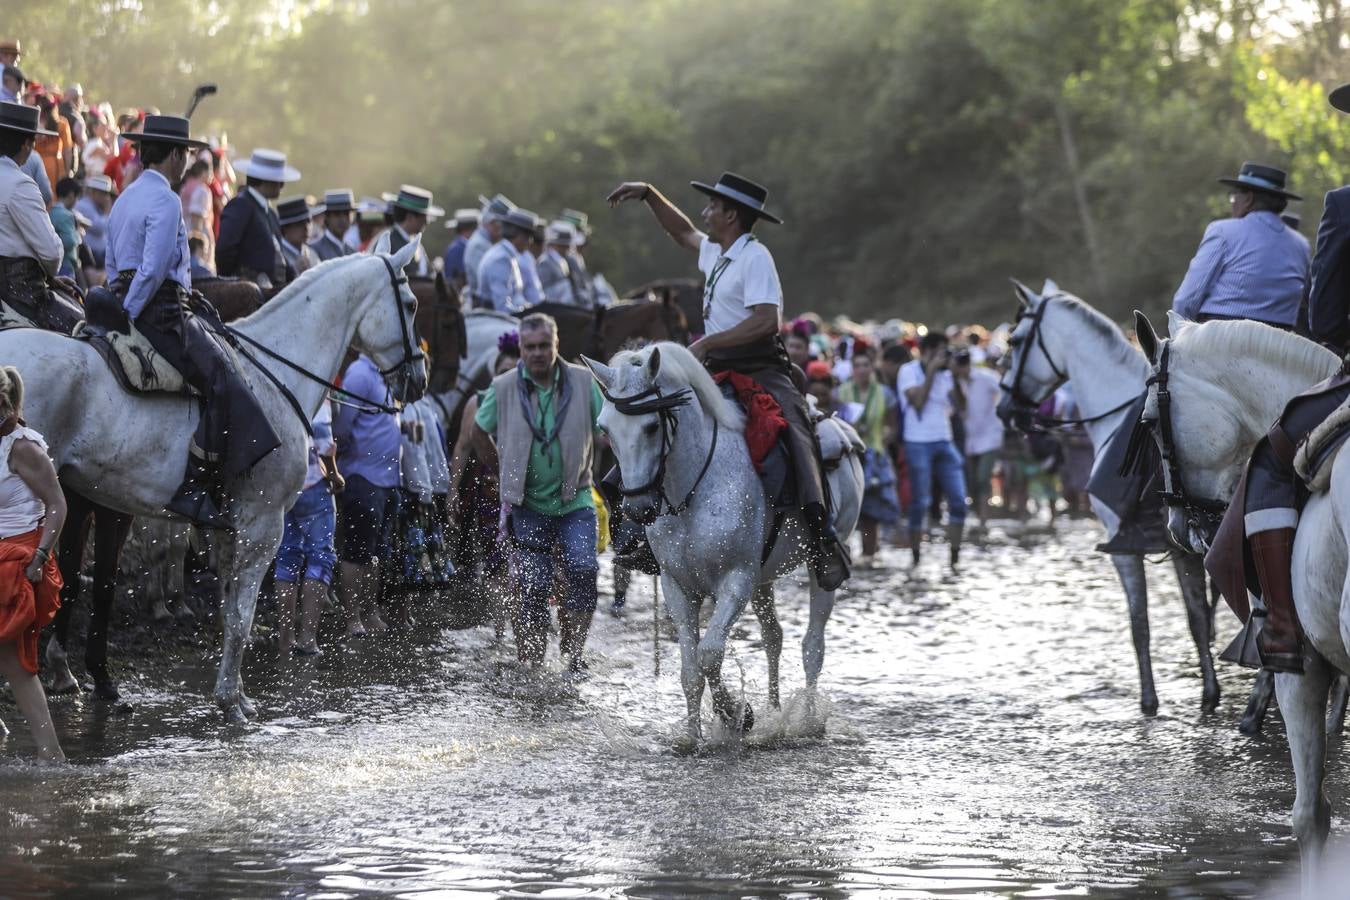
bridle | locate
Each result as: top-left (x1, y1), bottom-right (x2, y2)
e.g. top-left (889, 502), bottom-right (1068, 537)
top-left (1128, 340), bottom-right (1228, 547)
top-left (1002, 296), bottom-right (1136, 432)
top-left (224, 256), bottom-right (425, 428)
top-left (599, 380), bottom-right (718, 519)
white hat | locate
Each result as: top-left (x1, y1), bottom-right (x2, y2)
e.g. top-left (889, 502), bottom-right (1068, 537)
top-left (81, 173), bottom-right (114, 194)
top-left (545, 220), bottom-right (577, 246)
top-left (235, 148), bottom-right (301, 183)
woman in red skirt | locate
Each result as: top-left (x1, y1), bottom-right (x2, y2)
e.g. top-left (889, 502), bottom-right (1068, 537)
top-left (0, 365), bottom-right (66, 762)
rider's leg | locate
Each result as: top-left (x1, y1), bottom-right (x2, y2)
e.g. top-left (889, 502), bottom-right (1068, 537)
top-left (905, 441), bottom-right (937, 566)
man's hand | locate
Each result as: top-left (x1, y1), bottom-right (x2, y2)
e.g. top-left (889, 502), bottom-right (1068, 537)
top-left (688, 339), bottom-right (710, 363)
top-left (52, 275), bottom-right (80, 297)
top-left (327, 471), bottom-right (346, 495)
top-left (606, 182), bottom-right (650, 207)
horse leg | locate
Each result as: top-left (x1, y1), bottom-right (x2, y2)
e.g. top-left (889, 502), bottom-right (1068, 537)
top-left (86, 507), bottom-right (133, 701)
top-left (1239, 669), bottom-right (1276, 736)
top-left (1326, 674), bottom-right (1349, 737)
top-left (48, 491), bottom-right (94, 694)
top-left (750, 582), bottom-right (781, 709)
top-left (213, 519), bottom-right (281, 723)
top-left (701, 573), bottom-right (755, 734)
top-left (802, 576), bottom-right (836, 695)
top-left (1110, 553), bottom-right (1157, 716)
top-left (1172, 552), bottom-right (1220, 714)
top-left (662, 575), bottom-right (704, 745)
top-left (1275, 660), bottom-right (1334, 892)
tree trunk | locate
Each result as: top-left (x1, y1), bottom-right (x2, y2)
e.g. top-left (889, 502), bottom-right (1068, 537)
top-left (1053, 97), bottom-right (1108, 303)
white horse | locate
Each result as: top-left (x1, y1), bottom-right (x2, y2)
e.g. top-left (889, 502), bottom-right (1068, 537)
top-left (995, 282), bottom-right (1219, 715)
top-left (583, 343), bottom-right (864, 743)
top-left (1133, 311), bottom-right (1347, 888)
top-left (0, 240), bottom-right (428, 723)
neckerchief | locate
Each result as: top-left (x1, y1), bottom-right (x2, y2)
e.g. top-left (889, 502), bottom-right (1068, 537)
top-left (515, 363), bottom-right (573, 466)
top-left (703, 235), bottom-right (757, 321)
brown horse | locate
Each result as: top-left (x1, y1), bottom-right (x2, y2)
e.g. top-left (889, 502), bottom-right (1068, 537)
top-left (410, 273), bottom-right (467, 395)
top-left (519, 296), bottom-right (689, 362)
top-left (624, 278), bottom-right (704, 340)
top-left (196, 277), bottom-right (265, 322)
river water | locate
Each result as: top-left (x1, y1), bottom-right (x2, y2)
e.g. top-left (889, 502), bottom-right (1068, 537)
top-left (0, 520), bottom-right (1343, 898)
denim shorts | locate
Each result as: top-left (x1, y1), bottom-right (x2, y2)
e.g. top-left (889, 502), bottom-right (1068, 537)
top-left (276, 482), bottom-right (337, 585)
top-left (337, 474), bottom-right (400, 564)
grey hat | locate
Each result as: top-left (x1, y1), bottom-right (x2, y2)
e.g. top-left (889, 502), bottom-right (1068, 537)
top-left (501, 208), bottom-right (539, 232)
top-left (478, 192), bottom-right (517, 224)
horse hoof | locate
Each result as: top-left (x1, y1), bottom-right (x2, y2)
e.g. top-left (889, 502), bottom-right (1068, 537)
top-left (221, 704), bottom-right (249, 726)
top-left (93, 680), bottom-right (121, 702)
top-left (49, 674), bottom-right (80, 696)
top-left (1140, 700), bottom-right (1159, 718)
top-left (1238, 717), bottom-right (1263, 736)
top-left (1201, 695), bottom-right (1220, 716)
top-left (238, 695), bottom-right (258, 719)
top-left (741, 703), bottom-right (755, 733)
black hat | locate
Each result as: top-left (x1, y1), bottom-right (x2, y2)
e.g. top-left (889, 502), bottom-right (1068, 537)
top-left (0, 101), bottom-right (54, 136)
top-left (1331, 83), bottom-right (1350, 114)
top-left (690, 171), bottom-right (783, 225)
top-left (124, 114), bottom-right (208, 149)
top-left (320, 189), bottom-right (356, 214)
top-left (1218, 162), bottom-right (1301, 201)
top-left (276, 195), bottom-right (320, 226)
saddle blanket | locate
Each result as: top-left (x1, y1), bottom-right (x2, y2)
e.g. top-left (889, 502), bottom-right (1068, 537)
top-left (75, 322), bottom-right (189, 396)
top-left (712, 370), bottom-right (787, 472)
top-left (1294, 383), bottom-right (1350, 493)
top-left (1085, 391), bottom-right (1172, 554)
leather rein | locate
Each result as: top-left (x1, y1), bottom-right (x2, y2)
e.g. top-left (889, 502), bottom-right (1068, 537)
top-left (599, 380), bottom-right (719, 519)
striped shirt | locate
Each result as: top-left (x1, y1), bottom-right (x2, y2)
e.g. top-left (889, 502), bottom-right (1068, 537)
top-left (1171, 210), bottom-right (1310, 326)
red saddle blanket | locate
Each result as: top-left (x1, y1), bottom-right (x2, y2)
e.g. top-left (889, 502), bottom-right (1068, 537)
top-left (713, 371), bottom-right (787, 473)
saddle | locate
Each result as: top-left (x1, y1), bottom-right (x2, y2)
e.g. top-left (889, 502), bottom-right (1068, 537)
top-left (74, 287), bottom-right (188, 396)
top-left (1294, 387), bottom-right (1350, 492)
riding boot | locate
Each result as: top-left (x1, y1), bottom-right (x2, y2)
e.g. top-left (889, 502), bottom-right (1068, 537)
top-left (1251, 527), bottom-right (1303, 674)
top-left (805, 503), bottom-right (850, 591)
top-left (166, 453), bottom-right (232, 531)
top-left (946, 522), bottom-right (964, 570)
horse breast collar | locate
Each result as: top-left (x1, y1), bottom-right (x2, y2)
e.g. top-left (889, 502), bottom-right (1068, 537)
top-left (599, 379), bottom-right (718, 518)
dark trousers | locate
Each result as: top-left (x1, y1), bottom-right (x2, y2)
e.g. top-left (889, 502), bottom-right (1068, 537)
top-left (1247, 379), bottom-right (1350, 524)
top-left (0, 256), bottom-right (83, 333)
top-left (134, 283), bottom-right (281, 476)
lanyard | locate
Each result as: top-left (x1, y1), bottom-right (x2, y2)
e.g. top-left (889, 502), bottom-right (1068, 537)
top-left (515, 363), bottom-right (572, 465)
top-left (702, 235), bottom-right (756, 321)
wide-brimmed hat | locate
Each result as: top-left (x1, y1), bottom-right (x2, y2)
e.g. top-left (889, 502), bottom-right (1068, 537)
top-left (383, 184), bottom-right (444, 218)
top-left (690, 171), bottom-right (783, 225)
top-left (319, 188), bottom-right (355, 214)
top-left (478, 192), bottom-right (516, 223)
top-left (1218, 162), bottom-right (1301, 201)
top-left (235, 148), bottom-right (301, 183)
top-left (501, 208), bottom-right (539, 232)
top-left (0, 101), bottom-right (54, 136)
top-left (545, 220), bottom-right (577, 246)
top-left (276, 195), bottom-right (320, 226)
top-left (125, 114), bottom-right (208, 149)
top-left (1330, 83), bottom-right (1350, 114)
top-left (81, 173), bottom-right (114, 194)
top-left (446, 207), bottom-right (480, 229)
top-left (559, 208), bottom-right (591, 235)
top-left (0, 39), bottom-right (20, 55)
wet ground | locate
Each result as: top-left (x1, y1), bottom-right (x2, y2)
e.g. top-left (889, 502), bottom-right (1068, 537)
top-left (1, 520), bottom-right (1345, 898)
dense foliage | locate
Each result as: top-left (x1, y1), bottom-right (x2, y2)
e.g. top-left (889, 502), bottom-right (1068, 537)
top-left (11, 0), bottom-right (1350, 324)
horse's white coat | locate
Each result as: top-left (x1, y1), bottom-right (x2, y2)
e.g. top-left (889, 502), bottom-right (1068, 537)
top-left (429, 310), bottom-right (520, 433)
top-left (0, 240), bottom-right (427, 723)
top-left (1141, 314), bottom-right (1345, 890)
top-left (586, 343), bottom-right (863, 742)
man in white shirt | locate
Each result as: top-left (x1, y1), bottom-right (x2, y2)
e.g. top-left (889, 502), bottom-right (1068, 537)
top-left (951, 349), bottom-right (1002, 528)
top-left (898, 332), bottom-right (967, 568)
top-left (606, 171), bottom-right (848, 589)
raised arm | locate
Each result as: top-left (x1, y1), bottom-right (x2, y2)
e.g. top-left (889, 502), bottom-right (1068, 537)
top-left (606, 181), bottom-right (704, 252)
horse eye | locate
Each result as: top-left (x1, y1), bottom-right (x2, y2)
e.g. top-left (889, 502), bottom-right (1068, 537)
top-left (643, 422), bottom-right (660, 436)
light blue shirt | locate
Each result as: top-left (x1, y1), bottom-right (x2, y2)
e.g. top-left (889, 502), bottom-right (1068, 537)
top-left (478, 239), bottom-right (526, 312)
top-left (105, 168), bottom-right (192, 319)
top-left (518, 247), bottom-right (542, 305)
top-left (20, 152), bottom-right (51, 206)
top-left (1171, 210), bottom-right (1310, 326)
top-left (74, 195), bottom-right (109, 261)
top-left (463, 226), bottom-right (493, 298)
top-left (333, 355), bottom-right (402, 489)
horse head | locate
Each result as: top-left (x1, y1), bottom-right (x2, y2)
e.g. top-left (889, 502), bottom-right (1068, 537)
top-left (355, 238), bottom-right (428, 404)
top-left (412, 272), bottom-right (467, 395)
top-left (996, 279), bottom-right (1068, 430)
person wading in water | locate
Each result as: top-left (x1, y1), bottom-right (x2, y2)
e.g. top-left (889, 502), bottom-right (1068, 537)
top-left (606, 172), bottom-right (849, 590)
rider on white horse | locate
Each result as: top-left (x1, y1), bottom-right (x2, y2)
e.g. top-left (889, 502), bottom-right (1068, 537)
top-left (100, 115), bottom-right (280, 529)
top-left (1208, 90), bottom-right (1350, 674)
top-left (606, 172), bottom-right (849, 590)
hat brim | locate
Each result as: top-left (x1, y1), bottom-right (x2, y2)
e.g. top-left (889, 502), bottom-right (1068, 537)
top-left (124, 132), bottom-right (209, 150)
top-left (1217, 176), bottom-right (1302, 201)
top-left (690, 181), bottom-right (783, 225)
top-left (235, 159), bottom-right (301, 182)
top-left (0, 120), bottom-right (57, 138)
top-left (1331, 83), bottom-right (1350, 114)
top-left (382, 192), bottom-right (444, 217)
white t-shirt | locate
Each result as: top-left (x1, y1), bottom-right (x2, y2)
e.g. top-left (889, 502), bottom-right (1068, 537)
top-left (897, 359), bottom-right (955, 443)
top-left (697, 234), bottom-right (782, 335)
top-left (961, 367), bottom-right (1004, 456)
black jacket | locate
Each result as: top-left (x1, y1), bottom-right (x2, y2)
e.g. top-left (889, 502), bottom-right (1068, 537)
top-left (216, 192), bottom-right (293, 282)
top-left (1308, 185), bottom-right (1350, 351)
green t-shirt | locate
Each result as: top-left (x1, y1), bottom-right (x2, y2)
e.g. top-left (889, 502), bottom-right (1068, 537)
top-left (475, 364), bottom-right (605, 516)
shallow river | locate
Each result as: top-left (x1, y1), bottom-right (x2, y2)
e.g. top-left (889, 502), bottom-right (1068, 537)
top-left (1, 520), bottom-right (1345, 898)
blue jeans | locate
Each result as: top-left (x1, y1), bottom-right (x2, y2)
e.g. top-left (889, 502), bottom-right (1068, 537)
top-left (510, 506), bottom-right (599, 633)
top-left (905, 440), bottom-right (967, 530)
top-left (276, 482), bottom-right (338, 585)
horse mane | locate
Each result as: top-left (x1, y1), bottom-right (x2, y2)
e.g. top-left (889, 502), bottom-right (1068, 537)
top-left (608, 341), bottom-right (745, 431)
top-left (236, 253), bottom-right (374, 330)
top-left (1044, 287), bottom-right (1148, 376)
top-left (1172, 316), bottom-right (1340, 387)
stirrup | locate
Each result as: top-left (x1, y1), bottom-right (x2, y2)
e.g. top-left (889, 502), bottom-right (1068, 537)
top-left (614, 538), bottom-right (660, 576)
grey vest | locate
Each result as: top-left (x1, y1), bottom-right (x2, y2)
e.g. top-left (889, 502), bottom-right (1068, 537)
top-left (493, 362), bottom-right (595, 509)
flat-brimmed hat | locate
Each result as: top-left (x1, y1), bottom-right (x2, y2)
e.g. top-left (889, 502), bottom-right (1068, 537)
top-left (320, 189), bottom-right (356, 214)
top-left (545, 220), bottom-right (577, 246)
top-left (276, 195), bottom-right (320, 226)
top-left (1331, 83), bottom-right (1350, 114)
top-left (0, 39), bottom-right (20, 55)
top-left (0, 101), bottom-right (54, 136)
top-left (559, 208), bottom-right (591, 235)
top-left (1218, 162), bottom-right (1301, 201)
top-left (81, 173), bottom-right (114, 194)
top-left (690, 171), bottom-right (783, 225)
top-left (501, 208), bottom-right (539, 232)
top-left (478, 192), bottom-right (516, 223)
top-left (235, 148), bottom-right (301, 183)
top-left (382, 184), bottom-right (444, 218)
top-left (123, 114), bottom-right (208, 149)
top-left (446, 207), bottom-right (480, 229)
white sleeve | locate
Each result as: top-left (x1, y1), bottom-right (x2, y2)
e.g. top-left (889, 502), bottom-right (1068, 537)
top-left (696, 236), bottom-right (716, 277)
top-left (186, 184), bottom-right (210, 217)
top-left (741, 246), bottom-right (783, 308)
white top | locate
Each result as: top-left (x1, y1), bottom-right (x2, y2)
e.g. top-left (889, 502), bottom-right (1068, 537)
top-left (697, 234), bottom-right (782, 335)
top-left (0, 426), bottom-right (49, 539)
top-left (897, 360), bottom-right (955, 443)
top-left (961, 367), bottom-right (1004, 456)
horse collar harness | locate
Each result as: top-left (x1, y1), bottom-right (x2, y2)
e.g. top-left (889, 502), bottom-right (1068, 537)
top-left (600, 380), bottom-right (719, 519)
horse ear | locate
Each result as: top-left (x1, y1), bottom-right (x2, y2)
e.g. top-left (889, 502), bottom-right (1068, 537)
top-left (434, 270), bottom-right (449, 301)
top-left (1010, 278), bottom-right (1037, 311)
top-left (581, 355), bottom-right (616, 388)
top-left (1134, 310), bottom-right (1161, 365)
top-left (390, 233), bottom-right (420, 270)
top-left (647, 345), bottom-right (662, 377)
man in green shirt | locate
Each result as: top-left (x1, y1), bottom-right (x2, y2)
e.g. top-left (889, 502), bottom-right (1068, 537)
top-left (473, 312), bottom-right (605, 670)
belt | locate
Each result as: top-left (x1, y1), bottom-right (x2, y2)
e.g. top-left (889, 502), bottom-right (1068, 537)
top-left (0, 256), bottom-right (45, 279)
top-left (114, 270), bottom-right (188, 299)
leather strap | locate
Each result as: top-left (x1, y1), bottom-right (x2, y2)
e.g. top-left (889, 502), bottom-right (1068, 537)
top-left (1267, 423), bottom-right (1298, 467)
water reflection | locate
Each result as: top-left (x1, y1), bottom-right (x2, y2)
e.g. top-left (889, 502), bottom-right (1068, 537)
top-left (0, 522), bottom-right (1331, 897)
